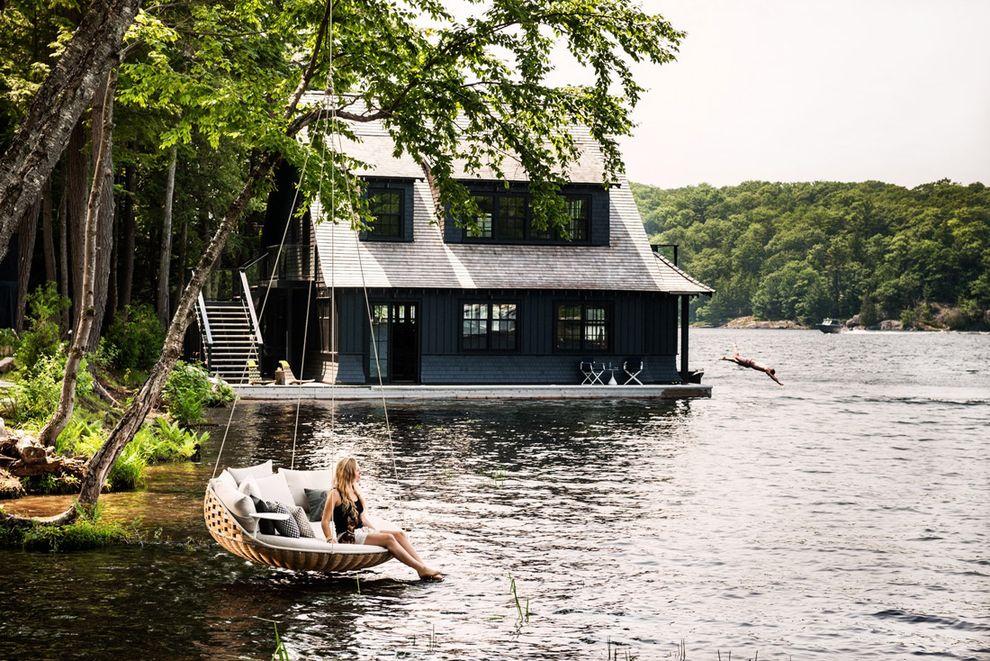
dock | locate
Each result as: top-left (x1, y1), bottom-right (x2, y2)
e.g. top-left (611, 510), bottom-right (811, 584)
top-left (231, 383), bottom-right (712, 401)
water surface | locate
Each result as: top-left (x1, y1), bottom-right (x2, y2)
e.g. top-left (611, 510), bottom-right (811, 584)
top-left (1, 329), bottom-right (988, 659)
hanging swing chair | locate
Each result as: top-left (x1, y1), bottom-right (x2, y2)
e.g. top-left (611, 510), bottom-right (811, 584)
top-left (204, 482), bottom-right (392, 573)
top-left (202, 21), bottom-right (403, 572)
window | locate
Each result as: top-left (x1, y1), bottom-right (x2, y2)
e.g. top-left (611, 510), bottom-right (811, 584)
top-left (466, 195), bottom-right (493, 238)
top-left (461, 190), bottom-right (592, 243)
top-left (497, 195), bottom-right (526, 240)
top-left (461, 302), bottom-right (518, 351)
top-left (366, 189), bottom-right (402, 239)
top-left (317, 298), bottom-right (336, 356)
top-left (555, 303), bottom-right (609, 352)
top-left (565, 195), bottom-right (589, 241)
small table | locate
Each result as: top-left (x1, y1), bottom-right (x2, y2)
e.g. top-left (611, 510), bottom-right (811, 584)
top-left (604, 363), bottom-right (618, 386)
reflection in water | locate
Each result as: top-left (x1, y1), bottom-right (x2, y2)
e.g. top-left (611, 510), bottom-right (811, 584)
top-left (0, 329), bottom-right (988, 660)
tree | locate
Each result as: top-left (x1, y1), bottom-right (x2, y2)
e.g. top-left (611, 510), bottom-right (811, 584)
top-left (156, 145), bottom-right (176, 325)
top-left (0, 0), bottom-right (142, 261)
top-left (37, 71), bottom-right (117, 448)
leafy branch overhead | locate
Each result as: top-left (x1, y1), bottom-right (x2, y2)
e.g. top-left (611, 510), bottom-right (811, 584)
top-left (114, 0), bottom-right (682, 229)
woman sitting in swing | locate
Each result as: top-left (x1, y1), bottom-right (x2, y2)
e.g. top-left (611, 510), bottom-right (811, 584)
top-left (322, 457), bottom-right (444, 581)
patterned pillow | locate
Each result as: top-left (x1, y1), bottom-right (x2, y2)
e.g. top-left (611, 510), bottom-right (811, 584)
top-left (290, 506), bottom-right (315, 538)
top-left (252, 498), bottom-right (301, 537)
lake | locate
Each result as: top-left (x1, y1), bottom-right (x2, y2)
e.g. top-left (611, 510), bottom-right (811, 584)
top-left (1, 328), bottom-right (988, 660)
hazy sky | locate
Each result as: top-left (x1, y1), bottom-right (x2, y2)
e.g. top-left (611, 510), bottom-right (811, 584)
top-left (587, 0), bottom-right (990, 188)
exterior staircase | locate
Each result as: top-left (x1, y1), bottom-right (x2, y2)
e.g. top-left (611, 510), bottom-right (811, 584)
top-left (195, 296), bottom-right (261, 384)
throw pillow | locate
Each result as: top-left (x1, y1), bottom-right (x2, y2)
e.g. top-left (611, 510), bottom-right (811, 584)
top-left (250, 497), bottom-right (277, 535)
top-left (290, 506), bottom-right (315, 538)
top-left (304, 488), bottom-right (330, 522)
top-left (228, 460), bottom-right (273, 485)
top-left (252, 498), bottom-right (300, 538)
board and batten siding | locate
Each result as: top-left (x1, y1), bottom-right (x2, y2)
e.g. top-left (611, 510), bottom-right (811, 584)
top-left (329, 288), bottom-right (679, 385)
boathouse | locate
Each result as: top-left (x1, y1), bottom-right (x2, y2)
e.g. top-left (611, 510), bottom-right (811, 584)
top-left (193, 121), bottom-right (712, 387)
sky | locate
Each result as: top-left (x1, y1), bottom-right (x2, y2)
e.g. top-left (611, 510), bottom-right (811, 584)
top-left (568, 0), bottom-right (990, 188)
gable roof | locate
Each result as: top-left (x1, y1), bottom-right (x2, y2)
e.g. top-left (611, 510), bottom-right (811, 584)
top-left (312, 121), bottom-right (712, 295)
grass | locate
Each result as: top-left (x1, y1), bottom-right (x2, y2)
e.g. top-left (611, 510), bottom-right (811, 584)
top-left (0, 506), bottom-right (139, 552)
top-left (508, 574), bottom-right (530, 625)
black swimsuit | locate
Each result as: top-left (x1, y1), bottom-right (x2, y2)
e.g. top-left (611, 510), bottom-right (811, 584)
top-left (332, 490), bottom-right (363, 543)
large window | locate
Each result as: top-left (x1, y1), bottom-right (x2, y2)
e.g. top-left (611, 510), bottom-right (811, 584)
top-left (461, 302), bottom-right (518, 351)
top-left (463, 191), bottom-right (592, 243)
top-left (365, 189), bottom-right (403, 239)
top-left (555, 303), bottom-right (609, 352)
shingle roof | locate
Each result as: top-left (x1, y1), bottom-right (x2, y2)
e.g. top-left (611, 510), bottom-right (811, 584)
top-left (312, 121), bottom-right (712, 295)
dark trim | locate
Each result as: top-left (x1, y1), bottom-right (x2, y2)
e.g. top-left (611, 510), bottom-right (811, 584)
top-left (456, 187), bottom-right (597, 246)
top-left (457, 298), bottom-right (521, 354)
top-left (552, 300), bottom-right (613, 353)
top-left (360, 182), bottom-right (414, 243)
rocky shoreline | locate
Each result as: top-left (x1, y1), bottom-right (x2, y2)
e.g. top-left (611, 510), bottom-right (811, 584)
top-left (711, 313), bottom-right (986, 331)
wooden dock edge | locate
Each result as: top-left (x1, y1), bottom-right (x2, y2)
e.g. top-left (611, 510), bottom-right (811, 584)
top-left (230, 384), bottom-right (712, 401)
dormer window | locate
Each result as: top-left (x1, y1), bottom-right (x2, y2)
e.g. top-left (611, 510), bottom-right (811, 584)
top-left (461, 189), bottom-right (593, 244)
top-left (365, 189), bottom-right (403, 239)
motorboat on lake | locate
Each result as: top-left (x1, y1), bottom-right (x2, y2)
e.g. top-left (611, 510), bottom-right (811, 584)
top-left (817, 318), bottom-right (844, 333)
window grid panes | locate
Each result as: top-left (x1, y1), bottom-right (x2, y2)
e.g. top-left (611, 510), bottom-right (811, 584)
top-left (367, 190), bottom-right (402, 239)
top-left (461, 302), bottom-right (517, 351)
top-left (462, 192), bottom-right (591, 243)
top-left (555, 303), bottom-right (609, 352)
top-left (466, 195), bottom-right (493, 238)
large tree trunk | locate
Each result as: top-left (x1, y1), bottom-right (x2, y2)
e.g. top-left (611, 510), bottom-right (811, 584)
top-left (37, 73), bottom-right (116, 448)
top-left (66, 121), bottom-right (88, 328)
top-left (118, 165), bottom-right (135, 309)
top-left (0, 0), bottom-right (142, 262)
top-left (77, 152), bottom-right (277, 506)
top-left (14, 200), bottom-right (39, 331)
top-left (156, 146), bottom-right (177, 326)
top-left (88, 137), bottom-right (115, 348)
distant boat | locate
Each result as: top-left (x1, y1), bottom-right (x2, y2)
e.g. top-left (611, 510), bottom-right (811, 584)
top-left (817, 318), bottom-right (844, 334)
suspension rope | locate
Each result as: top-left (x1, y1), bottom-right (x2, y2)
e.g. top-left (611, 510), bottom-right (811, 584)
top-left (328, 121), bottom-right (400, 490)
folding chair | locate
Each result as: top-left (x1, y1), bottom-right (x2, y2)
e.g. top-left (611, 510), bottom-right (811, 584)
top-left (623, 358), bottom-right (644, 385)
top-left (579, 361), bottom-right (595, 385)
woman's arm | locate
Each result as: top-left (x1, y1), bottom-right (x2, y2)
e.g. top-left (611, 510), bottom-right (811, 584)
top-left (321, 490), bottom-right (337, 541)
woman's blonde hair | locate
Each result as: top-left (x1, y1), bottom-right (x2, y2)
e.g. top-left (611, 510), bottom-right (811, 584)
top-left (334, 457), bottom-right (360, 514)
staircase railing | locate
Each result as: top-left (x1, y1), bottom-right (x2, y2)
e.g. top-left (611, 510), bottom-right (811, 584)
top-left (196, 291), bottom-right (213, 369)
top-left (239, 269), bottom-right (263, 346)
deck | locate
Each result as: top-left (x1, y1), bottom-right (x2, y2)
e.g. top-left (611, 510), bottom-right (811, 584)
top-left (231, 383), bottom-right (712, 401)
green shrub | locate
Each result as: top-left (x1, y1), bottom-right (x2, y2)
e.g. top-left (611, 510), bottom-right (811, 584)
top-left (163, 361), bottom-right (230, 426)
top-left (108, 442), bottom-right (147, 491)
top-left (141, 417), bottom-right (207, 464)
top-left (104, 304), bottom-right (165, 371)
top-left (13, 350), bottom-right (93, 426)
top-left (0, 327), bottom-right (19, 356)
top-left (16, 283), bottom-right (68, 372)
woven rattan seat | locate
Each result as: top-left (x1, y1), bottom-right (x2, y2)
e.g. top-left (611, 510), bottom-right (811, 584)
top-left (204, 483), bottom-right (393, 572)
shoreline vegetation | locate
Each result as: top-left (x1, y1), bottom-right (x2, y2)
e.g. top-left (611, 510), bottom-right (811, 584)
top-left (0, 288), bottom-right (232, 549)
top-left (709, 307), bottom-right (986, 331)
top-left (634, 180), bottom-right (990, 332)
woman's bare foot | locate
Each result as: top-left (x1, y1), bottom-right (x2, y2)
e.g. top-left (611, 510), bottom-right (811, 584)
top-left (418, 568), bottom-right (444, 582)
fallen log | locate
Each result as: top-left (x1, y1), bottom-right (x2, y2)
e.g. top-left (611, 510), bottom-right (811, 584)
top-left (7, 455), bottom-right (87, 479)
top-left (14, 438), bottom-right (47, 464)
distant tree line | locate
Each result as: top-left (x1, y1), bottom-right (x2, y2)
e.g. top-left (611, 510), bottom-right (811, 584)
top-left (633, 180), bottom-right (990, 328)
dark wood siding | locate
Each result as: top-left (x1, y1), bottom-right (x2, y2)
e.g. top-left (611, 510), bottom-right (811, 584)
top-left (326, 287), bottom-right (680, 385)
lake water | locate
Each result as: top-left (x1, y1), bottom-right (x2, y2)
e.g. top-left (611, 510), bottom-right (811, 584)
top-left (1, 329), bottom-right (988, 660)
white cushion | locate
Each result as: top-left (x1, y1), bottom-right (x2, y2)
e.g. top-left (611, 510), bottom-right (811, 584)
top-left (278, 468), bottom-right (332, 508)
top-left (211, 476), bottom-right (258, 533)
top-left (254, 533), bottom-right (386, 554)
top-left (228, 460), bottom-right (273, 486)
top-left (239, 473), bottom-right (295, 507)
top-left (214, 469), bottom-right (238, 493)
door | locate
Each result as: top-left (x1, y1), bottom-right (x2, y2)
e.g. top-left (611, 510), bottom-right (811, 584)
top-left (369, 302), bottom-right (419, 383)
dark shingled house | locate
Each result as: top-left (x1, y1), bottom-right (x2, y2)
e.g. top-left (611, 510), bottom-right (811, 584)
top-left (194, 120), bottom-right (712, 387)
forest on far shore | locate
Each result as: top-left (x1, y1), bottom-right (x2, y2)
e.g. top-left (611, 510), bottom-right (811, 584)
top-left (633, 180), bottom-right (990, 329)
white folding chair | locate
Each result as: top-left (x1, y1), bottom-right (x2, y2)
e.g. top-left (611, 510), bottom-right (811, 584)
top-left (579, 361), bottom-right (595, 385)
top-left (588, 361), bottom-right (606, 385)
top-left (623, 359), bottom-right (643, 385)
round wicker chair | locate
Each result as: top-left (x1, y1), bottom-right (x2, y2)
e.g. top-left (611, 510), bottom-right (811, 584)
top-left (204, 484), bottom-right (393, 572)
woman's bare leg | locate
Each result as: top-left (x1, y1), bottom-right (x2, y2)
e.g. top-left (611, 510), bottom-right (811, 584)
top-left (365, 532), bottom-right (441, 579)
top-left (379, 529), bottom-right (424, 564)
